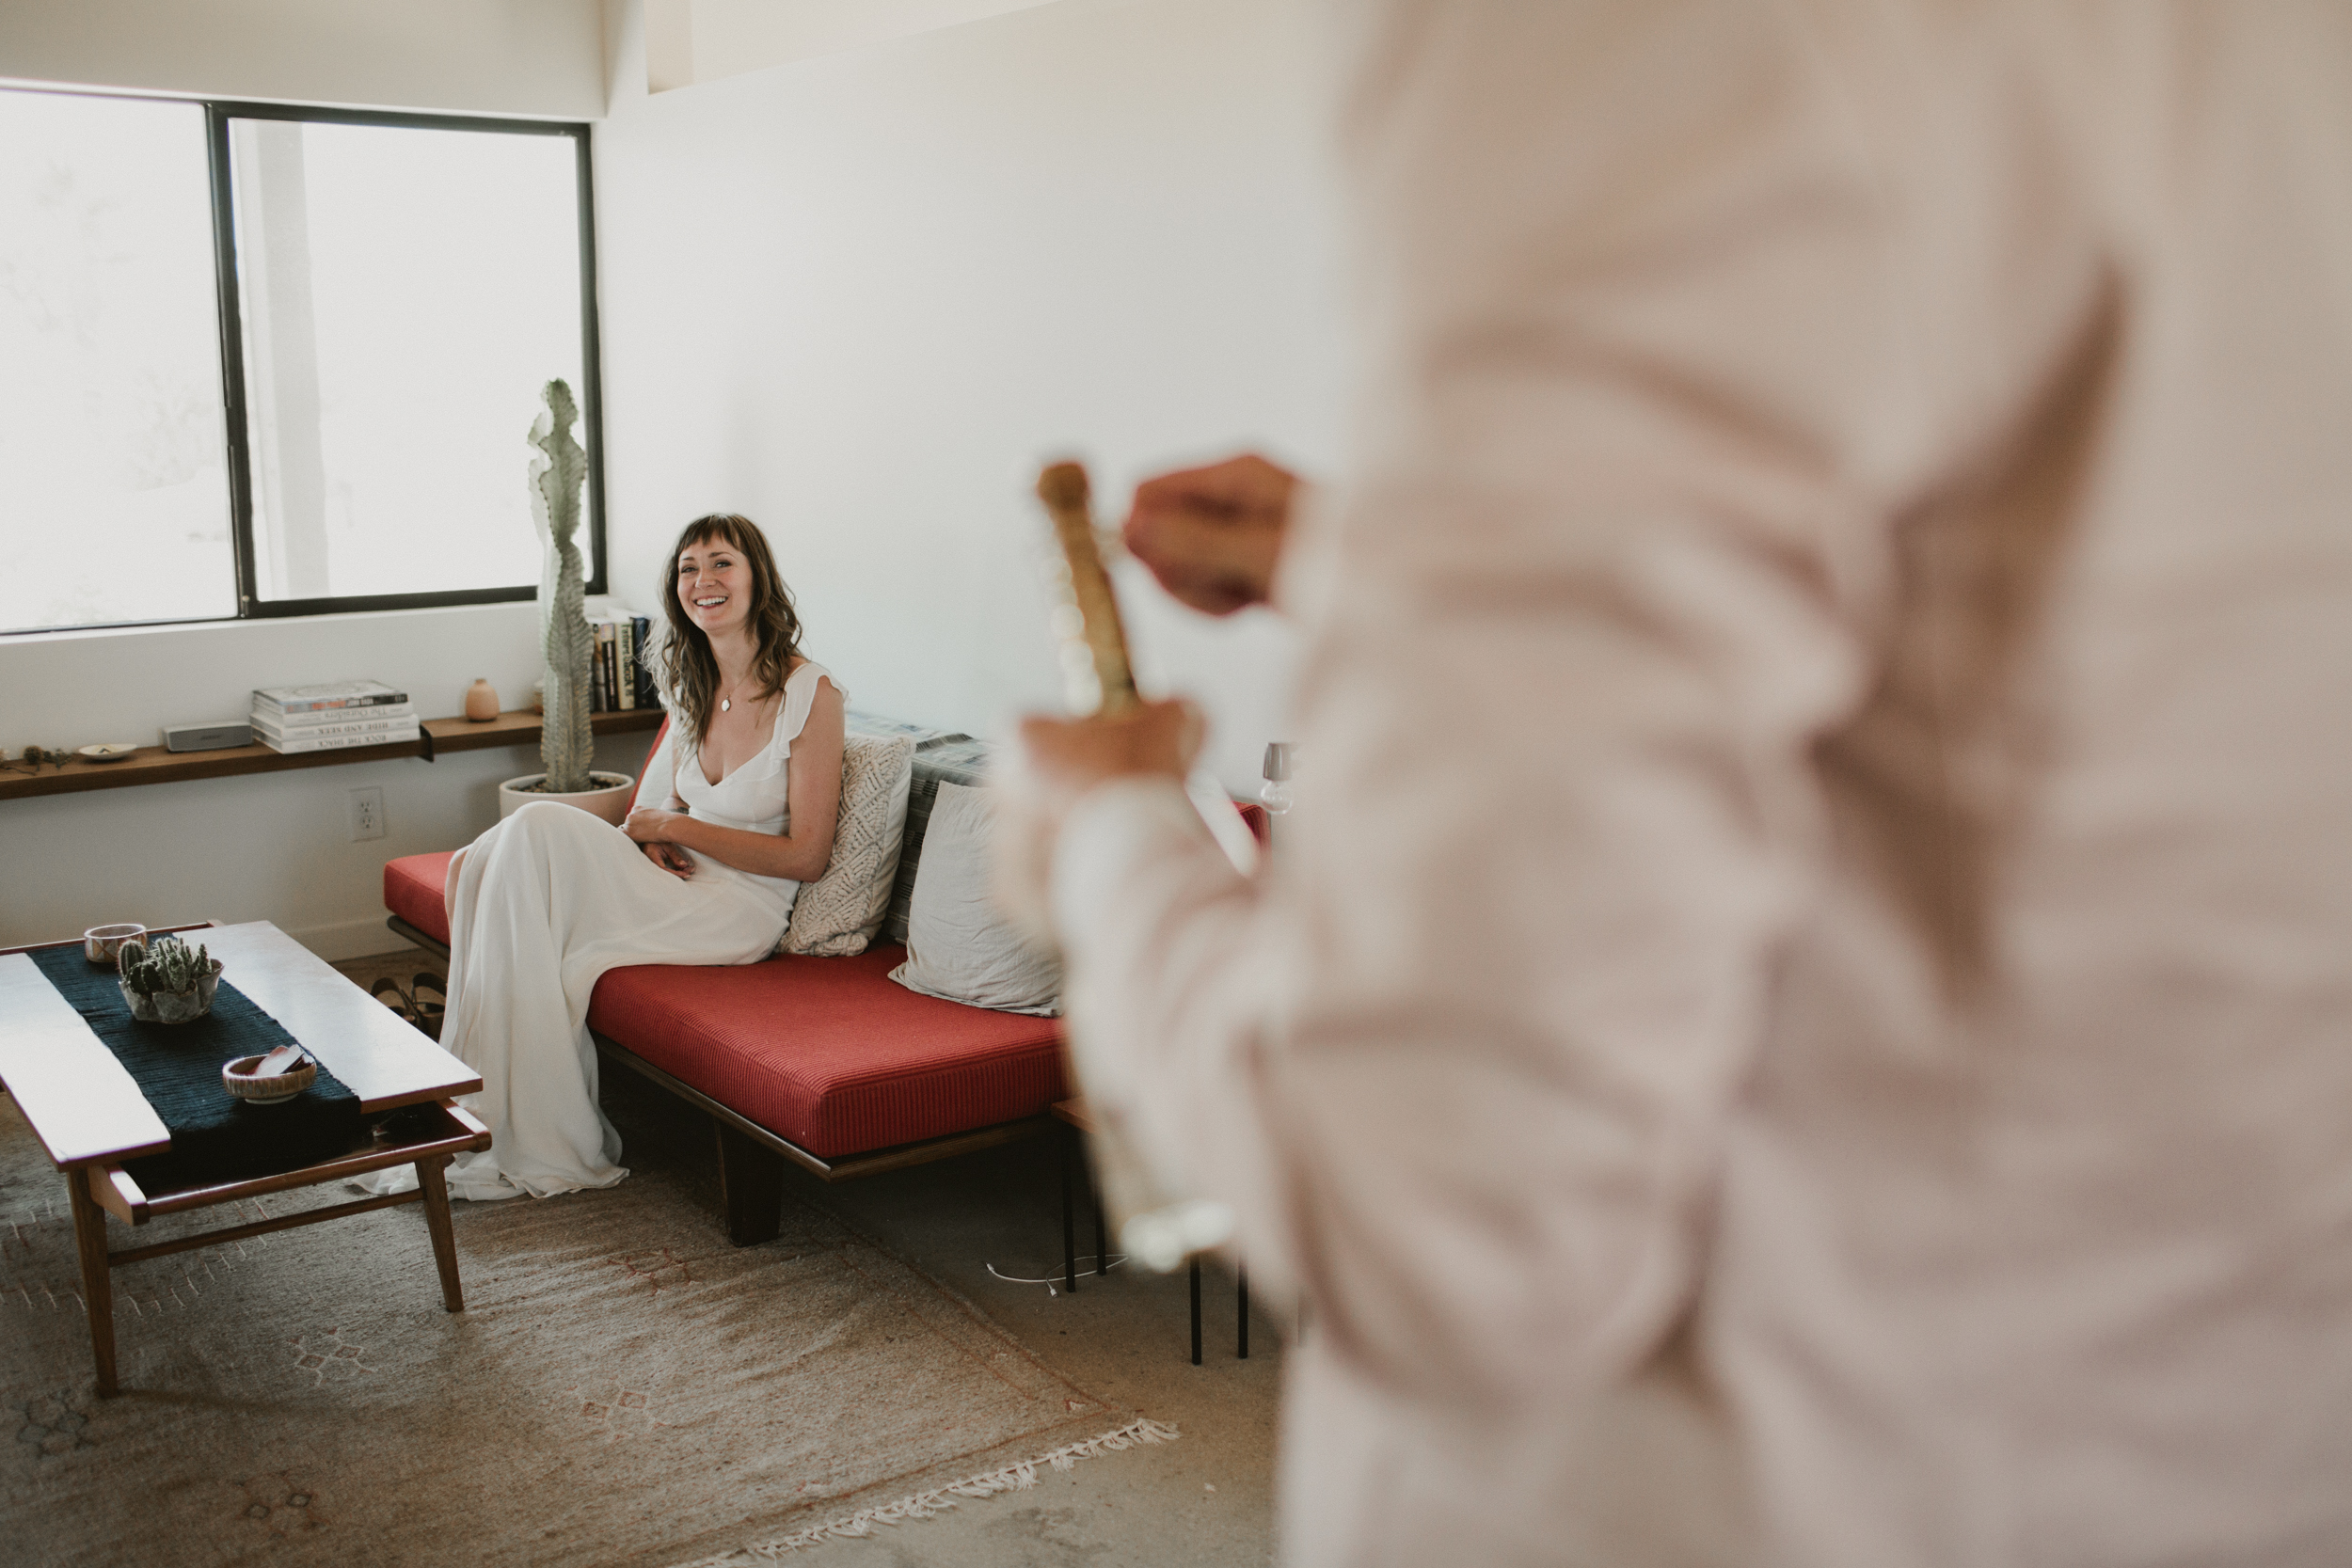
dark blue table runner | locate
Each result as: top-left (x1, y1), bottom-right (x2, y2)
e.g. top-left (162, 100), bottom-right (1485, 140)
top-left (29, 946), bottom-right (366, 1194)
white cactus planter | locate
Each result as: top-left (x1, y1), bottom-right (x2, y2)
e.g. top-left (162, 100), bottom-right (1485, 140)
top-left (498, 771), bottom-right (636, 827)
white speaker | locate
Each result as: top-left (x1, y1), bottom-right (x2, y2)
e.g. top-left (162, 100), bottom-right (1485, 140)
top-left (163, 721), bottom-right (254, 753)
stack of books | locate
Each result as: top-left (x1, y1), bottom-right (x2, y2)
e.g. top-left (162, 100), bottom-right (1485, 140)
top-left (585, 610), bottom-right (659, 713)
top-left (250, 680), bottom-right (421, 753)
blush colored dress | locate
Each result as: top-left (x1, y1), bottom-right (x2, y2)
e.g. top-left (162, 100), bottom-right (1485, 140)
top-left (415, 660), bottom-right (838, 1200)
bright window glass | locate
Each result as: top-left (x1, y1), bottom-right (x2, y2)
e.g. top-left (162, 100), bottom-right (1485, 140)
top-left (228, 118), bottom-right (588, 603)
top-left (0, 90), bottom-right (235, 634)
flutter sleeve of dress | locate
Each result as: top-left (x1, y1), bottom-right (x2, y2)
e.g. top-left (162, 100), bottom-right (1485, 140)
top-left (773, 661), bottom-right (838, 757)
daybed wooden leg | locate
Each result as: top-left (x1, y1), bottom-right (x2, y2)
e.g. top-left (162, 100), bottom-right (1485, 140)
top-left (716, 1120), bottom-right (784, 1246)
top-left (67, 1172), bottom-right (118, 1397)
top-left (417, 1155), bottom-right (465, 1312)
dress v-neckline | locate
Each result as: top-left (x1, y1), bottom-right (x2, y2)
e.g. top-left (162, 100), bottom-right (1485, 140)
top-left (695, 662), bottom-right (810, 789)
top-left (698, 698), bottom-right (780, 790)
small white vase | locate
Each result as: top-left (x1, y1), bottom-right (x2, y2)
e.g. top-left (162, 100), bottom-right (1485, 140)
top-left (498, 772), bottom-right (636, 827)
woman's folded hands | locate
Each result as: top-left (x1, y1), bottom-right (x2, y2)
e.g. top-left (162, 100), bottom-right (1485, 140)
top-left (626, 804), bottom-right (697, 879)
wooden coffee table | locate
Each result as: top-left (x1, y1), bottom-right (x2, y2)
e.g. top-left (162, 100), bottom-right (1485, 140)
top-left (0, 921), bottom-right (489, 1397)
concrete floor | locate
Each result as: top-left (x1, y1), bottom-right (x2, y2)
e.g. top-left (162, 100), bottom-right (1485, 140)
top-left (339, 949), bottom-right (1285, 1568)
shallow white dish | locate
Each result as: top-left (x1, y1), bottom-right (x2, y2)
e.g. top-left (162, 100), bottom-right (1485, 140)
top-left (78, 743), bottom-right (139, 763)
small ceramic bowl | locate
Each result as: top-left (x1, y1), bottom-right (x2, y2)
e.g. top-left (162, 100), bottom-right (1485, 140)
top-left (223, 1053), bottom-right (317, 1106)
top-left (84, 924), bottom-right (145, 967)
top-left (78, 743), bottom-right (139, 763)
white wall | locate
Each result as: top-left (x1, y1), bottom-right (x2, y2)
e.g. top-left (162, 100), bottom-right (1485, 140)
top-left (645, 0), bottom-right (1063, 92)
top-left (594, 0), bottom-right (1344, 793)
top-left (0, 0), bottom-right (606, 119)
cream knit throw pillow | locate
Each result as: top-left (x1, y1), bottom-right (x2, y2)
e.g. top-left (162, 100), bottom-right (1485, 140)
top-left (781, 733), bottom-right (915, 957)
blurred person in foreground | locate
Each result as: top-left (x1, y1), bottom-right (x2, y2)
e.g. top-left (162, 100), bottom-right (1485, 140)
top-left (1001, 4), bottom-right (2352, 1564)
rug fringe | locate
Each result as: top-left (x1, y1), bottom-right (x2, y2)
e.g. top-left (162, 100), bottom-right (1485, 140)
top-left (672, 1417), bottom-right (1182, 1564)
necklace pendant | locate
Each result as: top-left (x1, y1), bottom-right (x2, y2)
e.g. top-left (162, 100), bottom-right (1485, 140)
top-left (721, 698), bottom-right (731, 713)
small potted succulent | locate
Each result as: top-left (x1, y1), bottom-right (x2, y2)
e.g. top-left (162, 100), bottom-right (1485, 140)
top-left (499, 378), bottom-right (634, 825)
top-left (118, 936), bottom-right (224, 1024)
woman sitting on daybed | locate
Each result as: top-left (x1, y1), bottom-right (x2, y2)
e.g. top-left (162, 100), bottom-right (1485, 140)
top-left (418, 513), bottom-right (844, 1201)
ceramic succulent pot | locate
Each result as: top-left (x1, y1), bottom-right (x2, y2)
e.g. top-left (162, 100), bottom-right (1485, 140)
top-left (498, 771), bottom-right (635, 827)
top-left (121, 965), bottom-right (222, 1024)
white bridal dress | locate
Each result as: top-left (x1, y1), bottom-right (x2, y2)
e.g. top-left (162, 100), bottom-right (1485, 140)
top-left (390, 661), bottom-right (838, 1201)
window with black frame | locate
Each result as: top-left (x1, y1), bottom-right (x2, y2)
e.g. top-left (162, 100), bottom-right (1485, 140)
top-left (0, 88), bottom-right (603, 637)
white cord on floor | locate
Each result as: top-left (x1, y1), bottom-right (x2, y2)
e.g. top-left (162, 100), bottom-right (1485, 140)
top-left (986, 1254), bottom-right (1130, 1295)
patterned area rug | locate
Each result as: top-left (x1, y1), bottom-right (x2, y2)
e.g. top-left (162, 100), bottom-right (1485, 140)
top-left (0, 1095), bottom-right (1153, 1565)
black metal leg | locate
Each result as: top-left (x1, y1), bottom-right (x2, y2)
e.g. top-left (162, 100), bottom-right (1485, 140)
top-left (1238, 1261), bottom-right (1249, 1358)
top-left (1092, 1181), bottom-right (1108, 1279)
top-left (1060, 1125), bottom-right (1078, 1293)
top-left (1189, 1258), bottom-right (1202, 1365)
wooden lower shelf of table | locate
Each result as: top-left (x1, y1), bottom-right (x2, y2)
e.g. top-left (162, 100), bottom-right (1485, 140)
top-left (0, 708), bottom-right (661, 801)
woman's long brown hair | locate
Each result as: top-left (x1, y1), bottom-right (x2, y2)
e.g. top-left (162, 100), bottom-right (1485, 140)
top-left (655, 514), bottom-right (803, 743)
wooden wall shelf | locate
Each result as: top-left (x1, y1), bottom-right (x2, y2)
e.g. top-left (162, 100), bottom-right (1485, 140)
top-left (0, 709), bottom-right (662, 803)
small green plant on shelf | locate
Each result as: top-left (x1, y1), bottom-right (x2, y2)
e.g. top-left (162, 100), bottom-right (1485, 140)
top-left (1, 746), bottom-right (73, 775)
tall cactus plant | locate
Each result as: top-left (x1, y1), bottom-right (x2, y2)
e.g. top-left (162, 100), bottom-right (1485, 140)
top-left (530, 378), bottom-right (594, 794)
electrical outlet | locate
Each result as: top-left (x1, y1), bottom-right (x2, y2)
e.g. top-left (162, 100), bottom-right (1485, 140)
top-left (349, 785), bottom-right (385, 842)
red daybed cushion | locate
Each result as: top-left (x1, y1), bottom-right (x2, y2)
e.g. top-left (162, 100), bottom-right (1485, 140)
top-left (386, 850), bottom-right (457, 946)
top-left (587, 953), bottom-right (1065, 1158)
top-left (383, 849), bottom-right (1066, 1157)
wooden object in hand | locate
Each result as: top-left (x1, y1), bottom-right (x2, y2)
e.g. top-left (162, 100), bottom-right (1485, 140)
top-left (1034, 464), bottom-right (1213, 1265)
top-left (1036, 461), bottom-right (1139, 715)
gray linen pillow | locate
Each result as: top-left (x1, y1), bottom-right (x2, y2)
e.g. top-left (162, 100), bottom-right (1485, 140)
top-left (888, 782), bottom-right (1061, 1015)
top-left (877, 733), bottom-right (993, 946)
top-left (780, 733), bottom-right (915, 957)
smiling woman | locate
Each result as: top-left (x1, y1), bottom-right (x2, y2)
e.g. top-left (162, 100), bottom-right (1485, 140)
top-left (371, 512), bottom-right (846, 1204)
top-left (656, 514), bottom-right (803, 745)
top-left (623, 514), bottom-right (842, 887)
